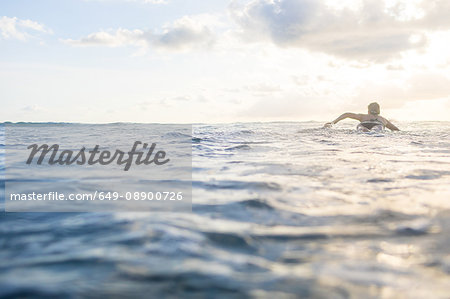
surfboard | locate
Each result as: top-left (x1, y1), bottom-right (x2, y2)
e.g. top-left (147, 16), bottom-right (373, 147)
top-left (357, 121), bottom-right (384, 133)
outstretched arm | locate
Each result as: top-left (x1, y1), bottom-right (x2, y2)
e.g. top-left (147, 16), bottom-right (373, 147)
top-left (385, 120), bottom-right (400, 131)
top-left (324, 113), bottom-right (362, 127)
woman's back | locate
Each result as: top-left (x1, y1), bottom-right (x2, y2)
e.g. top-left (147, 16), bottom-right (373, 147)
top-left (359, 114), bottom-right (388, 126)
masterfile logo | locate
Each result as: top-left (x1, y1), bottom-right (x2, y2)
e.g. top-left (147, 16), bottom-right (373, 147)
top-left (26, 141), bottom-right (170, 171)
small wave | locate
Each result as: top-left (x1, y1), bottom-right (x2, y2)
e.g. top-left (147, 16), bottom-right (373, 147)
top-left (405, 170), bottom-right (450, 180)
top-left (316, 139), bottom-right (340, 146)
top-left (193, 180), bottom-right (282, 191)
top-left (227, 161), bottom-right (243, 164)
top-left (424, 149), bottom-right (450, 154)
top-left (191, 136), bottom-right (218, 143)
top-left (233, 130), bottom-right (254, 135)
top-left (225, 145), bottom-right (252, 151)
top-left (0, 286), bottom-right (70, 298)
top-left (296, 128), bottom-right (324, 134)
top-left (410, 141), bottom-right (424, 145)
top-left (203, 232), bottom-right (255, 250)
top-left (253, 232), bottom-right (329, 241)
top-left (395, 226), bottom-right (429, 236)
top-left (367, 178), bottom-right (393, 183)
top-left (193, 199), bottom-right (274, 213)
top-left (394, 219), bottom-right (436, 236)
top-left (162, 132), bottom-right (191, 139)
top-left (239, 199), bottom-right (274, 210)
top-left (116, 269), bottom-right (247, 297)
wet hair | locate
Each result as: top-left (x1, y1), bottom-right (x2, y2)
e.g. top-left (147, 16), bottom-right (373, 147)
top-left (368, 102), bottom-right (380, 115)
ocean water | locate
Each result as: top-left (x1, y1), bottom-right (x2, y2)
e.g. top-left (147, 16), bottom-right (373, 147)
top-left (1, 121), bottom-right (450, 298)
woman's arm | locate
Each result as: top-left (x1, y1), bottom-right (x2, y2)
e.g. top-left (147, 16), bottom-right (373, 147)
top-left (324, 113), bottom-right (362, 127)
top-left (385, 120), bottom-right (400, 131)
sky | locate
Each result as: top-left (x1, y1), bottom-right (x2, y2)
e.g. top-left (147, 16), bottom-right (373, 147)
top-left (1, 0), bottom-right (450, 123)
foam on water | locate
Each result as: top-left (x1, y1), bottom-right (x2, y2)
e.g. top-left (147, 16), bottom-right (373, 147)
top-left (1, 122), bottom-right (450, 298)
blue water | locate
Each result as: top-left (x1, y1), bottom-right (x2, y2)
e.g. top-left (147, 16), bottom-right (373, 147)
top-left (1, 122), bottom-right (450, 298)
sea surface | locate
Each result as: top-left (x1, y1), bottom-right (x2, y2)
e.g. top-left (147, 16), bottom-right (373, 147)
top-left (1, 121), bottom-right (450, 298)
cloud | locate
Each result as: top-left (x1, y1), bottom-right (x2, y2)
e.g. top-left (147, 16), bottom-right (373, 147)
top-left (63, 16), bottom-right (215, 51)
top-left (238, 92), bottom-right (329, 120)
top-left (136, 94), bottom-right (208, 110)
top-left (354, 72), bottom-right (450, 108)
top-left (244, 83), bottom-right (282, 93)
top-left (140, 0), bottom-right (168, 3)
top-left (83, 0), bottom-right (169, 3)
top-left (0, 16), bottom-right (52, 41)
top-left (153, 17), bottom-right (215, 50)
top-left (21, 105), bottom-right (47, 112)
top-left (63, 29), bottom-right (146, 47)
top-left (229, 0), bottom-right (450, 62)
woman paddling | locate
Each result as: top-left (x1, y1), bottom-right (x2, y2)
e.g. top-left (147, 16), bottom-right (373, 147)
top-left (324, 102), bottom-right (400, 132)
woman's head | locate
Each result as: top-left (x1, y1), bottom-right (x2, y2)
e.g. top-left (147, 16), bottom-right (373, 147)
top-left (368, 102), bottom-right (380, 115)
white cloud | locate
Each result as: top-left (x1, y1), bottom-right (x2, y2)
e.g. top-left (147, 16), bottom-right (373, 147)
top-left (21, 105), bottom-right (48, 112)
top-left (63, 29), bottom-right (146, 47)
top-left (141, 0), bottom-right (168, 3)
top-left (63, 16), bottom-right (215, 51)
top-left (0, 16), bottom-right (52, 41)
top-left (82, 0), bottom-right (168, 4)
top-left (153, 16), bottom-right (215, 50)
top-left (228, 0), bottom-right (450, 62)
top-left (243, 83), bottom-right (282, 93)
top-left (353, 72), bottom-right (450, 109)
